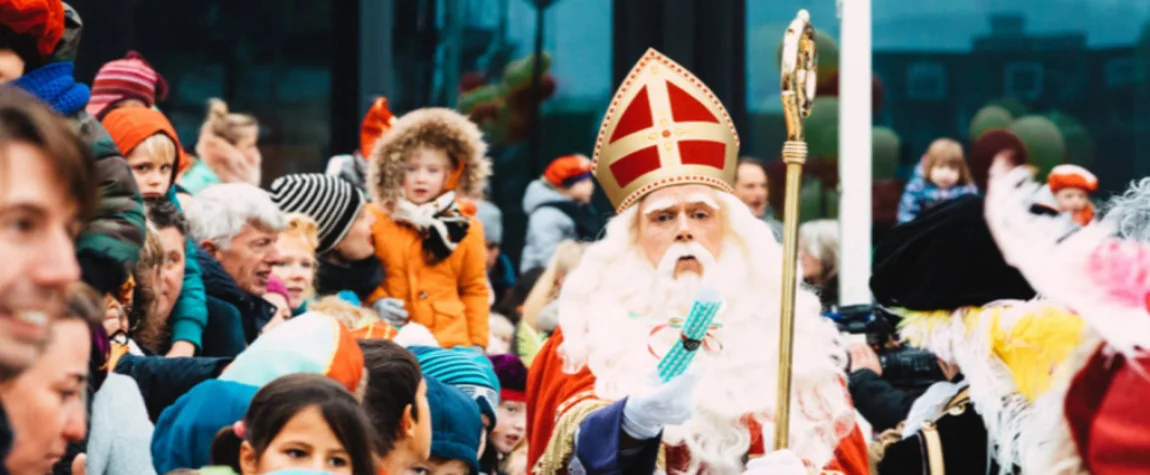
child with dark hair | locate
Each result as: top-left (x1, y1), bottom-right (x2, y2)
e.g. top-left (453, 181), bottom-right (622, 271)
top-left (357, 339), bottom-right (432, 474)
top-left (210, 373), bottom-right (376, 475)
top-left (487, 354), bottom-right (528, 473)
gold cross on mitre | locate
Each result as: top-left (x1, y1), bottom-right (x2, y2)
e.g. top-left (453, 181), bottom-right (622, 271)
top-left (592, 48), bottom-right (741, 213)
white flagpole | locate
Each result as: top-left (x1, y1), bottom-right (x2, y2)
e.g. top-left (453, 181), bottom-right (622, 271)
top-left (838, 0), bottom-right (874, 308)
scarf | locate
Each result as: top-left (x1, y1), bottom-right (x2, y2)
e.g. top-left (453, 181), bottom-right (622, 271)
top-left (394, 191), bottom-right (470, 264)
top-left (11, 62), bottom-right (90, 115)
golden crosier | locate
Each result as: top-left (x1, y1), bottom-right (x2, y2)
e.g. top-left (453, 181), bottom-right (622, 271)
top-left (780, 9), bottom-right (818, 144)
top-left (774, 9), bottom-right (817, 452)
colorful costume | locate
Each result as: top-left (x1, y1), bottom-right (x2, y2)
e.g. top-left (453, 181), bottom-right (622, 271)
top-left (985, 166), bottom-right (1150, 473)
top-left (526, 49), bottom-right (868, 475)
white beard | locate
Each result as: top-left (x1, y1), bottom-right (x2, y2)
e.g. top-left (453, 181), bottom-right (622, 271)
top-left (558, 193), bottom-right (855, 474)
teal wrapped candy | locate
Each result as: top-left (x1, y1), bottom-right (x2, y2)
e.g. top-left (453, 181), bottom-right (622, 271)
top-left (657, 287), bottom-right (722, 383)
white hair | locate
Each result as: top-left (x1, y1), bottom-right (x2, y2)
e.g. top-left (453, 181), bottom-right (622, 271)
top-left (1104, 177), bottom-right (1150, 243)
top-left (557, 190), bottom-right (853, 473)
top-left (185, 183), bottom-right (286, 249)
top-left (799, 219), bottom-right (840, 281)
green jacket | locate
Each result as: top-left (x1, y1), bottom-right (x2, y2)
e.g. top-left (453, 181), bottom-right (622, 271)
top-left (59, 5), bottom-right (146, 294)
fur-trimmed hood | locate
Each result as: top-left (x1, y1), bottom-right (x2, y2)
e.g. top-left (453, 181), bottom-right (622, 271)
top-left (368, 107), bottom-right (491, 211)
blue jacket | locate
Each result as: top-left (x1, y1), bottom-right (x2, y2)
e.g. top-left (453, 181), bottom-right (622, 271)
top-left (196, 248), bottom-right (275, 358)
top-left (166, 187), bottom-right (210, 350)
top-left (897, 165), bottom-right (979, 224)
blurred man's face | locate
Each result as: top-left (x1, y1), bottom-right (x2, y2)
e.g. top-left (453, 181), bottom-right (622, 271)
top-left (0, 49), bottom-right (26, 84)
top-left (207, 224), bottom-right (280, 296)
top-left (332, 207), bottom-right (376, 262)
top-left (0, 143), bottom-right (82, 380)
top-left (734, 163), bottom-right (769, 218)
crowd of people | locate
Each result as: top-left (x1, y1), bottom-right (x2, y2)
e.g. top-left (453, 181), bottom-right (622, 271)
top-left (0, 2), bottom-right (1145, 475)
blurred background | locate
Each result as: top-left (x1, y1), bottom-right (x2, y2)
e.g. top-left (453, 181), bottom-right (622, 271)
top-left (67, 0), bottom-right (1150, 261)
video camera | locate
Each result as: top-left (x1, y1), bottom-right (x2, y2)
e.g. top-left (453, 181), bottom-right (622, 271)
top-left (824, 304), bottom-right (946, 392)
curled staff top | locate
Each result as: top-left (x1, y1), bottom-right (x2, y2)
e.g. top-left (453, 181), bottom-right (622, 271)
top-left (780, 9), bottom-right (818, 141)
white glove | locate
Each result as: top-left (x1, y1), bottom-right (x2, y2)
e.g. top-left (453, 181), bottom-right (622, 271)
top-left (621, 371), bottom-right (700, 440)
top-left (743, 449), bottom-right (808, 475)
top-left (372, 298), bottom-right (409, 326)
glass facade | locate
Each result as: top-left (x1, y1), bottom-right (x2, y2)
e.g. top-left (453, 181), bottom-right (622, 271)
top-left (747, 0), bottom-right (1150, 234)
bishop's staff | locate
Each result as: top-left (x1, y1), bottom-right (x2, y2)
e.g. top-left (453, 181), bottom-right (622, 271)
top-left (774, 9), bottom-right (817, 451)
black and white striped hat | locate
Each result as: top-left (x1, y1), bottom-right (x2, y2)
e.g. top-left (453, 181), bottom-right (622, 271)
top-left (268, 174), bottom-right (366, 254)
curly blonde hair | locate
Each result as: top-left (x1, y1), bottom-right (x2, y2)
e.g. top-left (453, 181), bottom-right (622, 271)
top-left (367, 107), bottom-right (492, 210)
top-left (282, 213), bottom-right (320, 252)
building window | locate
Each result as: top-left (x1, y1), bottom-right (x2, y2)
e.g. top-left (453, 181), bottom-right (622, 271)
top-left (1106, 57), bottom-right (1143, 89)
top-left (906, 62), bottom-right (946, 100)
top-left (1004, 62), bottom-right (1043, 100)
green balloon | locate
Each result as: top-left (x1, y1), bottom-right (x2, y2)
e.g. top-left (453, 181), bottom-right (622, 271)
top-left (969, 105), bottom-right (1013, 140)
top-left (1047, 111), bottom-right (1094, 168)
top-left (1061, 125), bottom-right (1095, 168)
top-left (1009, 116), bottom-right (1065, 180)
top-left (805, 97), bottom-right (839, 158)
top-left (798, 177), bottom-right (839, 221)
top-left (872, 127), bottom-right (901, 179)
top-left (987, 97), bottom-right (1029, 118)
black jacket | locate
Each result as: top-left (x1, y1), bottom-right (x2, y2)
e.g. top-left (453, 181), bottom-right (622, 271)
top-left (196, 248), bottom-right (275, 357)
top-left (848, 369), bottom-right (919, 433)
top-left (315, 256), bottom-right (384, 301)
top-left (113, 354), bottom-right (232, 423)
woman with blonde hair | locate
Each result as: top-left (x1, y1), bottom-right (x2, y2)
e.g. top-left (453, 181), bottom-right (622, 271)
top-left (516, 241), bottom-right (587, 366)
top-left (272, 214), bottom-right (320, 315)
top-left (180, 98), bottom-right (261, 192)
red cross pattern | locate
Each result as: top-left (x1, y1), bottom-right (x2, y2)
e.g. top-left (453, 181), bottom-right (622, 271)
top-left (593, 49), bottom-right (740, 212)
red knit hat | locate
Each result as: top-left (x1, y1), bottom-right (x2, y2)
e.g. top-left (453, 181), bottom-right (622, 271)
top-left (360, 97), bottom-right (395, 157)
top-left (543, 154), bottom-right (592, 189)
top-left (1048, 164), bottom-right (1098, 194)
top-left (86, 51), bottom-right (169, 118)
top-left (0, 0), bottom-right (65, 63)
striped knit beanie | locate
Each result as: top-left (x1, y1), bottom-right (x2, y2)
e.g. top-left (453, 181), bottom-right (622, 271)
top-left (86, 51), bottom-right (168, 118)
top-left (409, 346), bottom-right (501, 425)
top-left (268, 174), bottom-right (366, 254)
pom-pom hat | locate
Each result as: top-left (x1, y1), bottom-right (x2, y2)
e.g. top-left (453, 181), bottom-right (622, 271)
top-left (1048, 164), bottom-right (1098, 194)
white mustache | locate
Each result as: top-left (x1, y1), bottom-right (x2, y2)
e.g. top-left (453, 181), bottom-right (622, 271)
top-left (656, 242), bottom-right (717, 277)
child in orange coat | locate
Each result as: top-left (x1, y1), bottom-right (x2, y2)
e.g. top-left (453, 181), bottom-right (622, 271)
top-left (365, 108), bottom-right (493, 350)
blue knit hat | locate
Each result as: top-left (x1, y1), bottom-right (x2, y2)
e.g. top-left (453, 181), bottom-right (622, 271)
top-left (410, 346), bottom-right (500, 426)
top-left (151, 380), bottom-right (259, 474)
top-left (426, 376), bottom-right (482, 474)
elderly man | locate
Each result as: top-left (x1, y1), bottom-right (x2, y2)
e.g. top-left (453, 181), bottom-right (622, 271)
top-left (0, 86), bottom-right (94, 470)
top-left (185, 184), bottom-right (284, 357)
top-left (525, 49), bottom-right (867, 475)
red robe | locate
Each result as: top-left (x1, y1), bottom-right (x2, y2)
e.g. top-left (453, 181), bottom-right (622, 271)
top-left (527, 328), bottom-right (871, 474)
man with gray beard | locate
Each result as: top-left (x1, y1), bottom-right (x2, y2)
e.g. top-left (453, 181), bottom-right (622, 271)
top-left (525, 49), bottom-right (868, 475)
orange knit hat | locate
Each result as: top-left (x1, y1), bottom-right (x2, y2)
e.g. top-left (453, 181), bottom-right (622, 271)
top-left (543, 154), bottom-right (592, 188)
top-left (102, 107), bottom-right (188, 172)
top-left (1048, 164), bottom-right (1098, 194)
top-left (360, 97), bottom-right (395, 157)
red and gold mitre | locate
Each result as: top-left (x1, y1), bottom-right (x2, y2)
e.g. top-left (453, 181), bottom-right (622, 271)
top-left (593, 48), bottom-right (740, 212)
